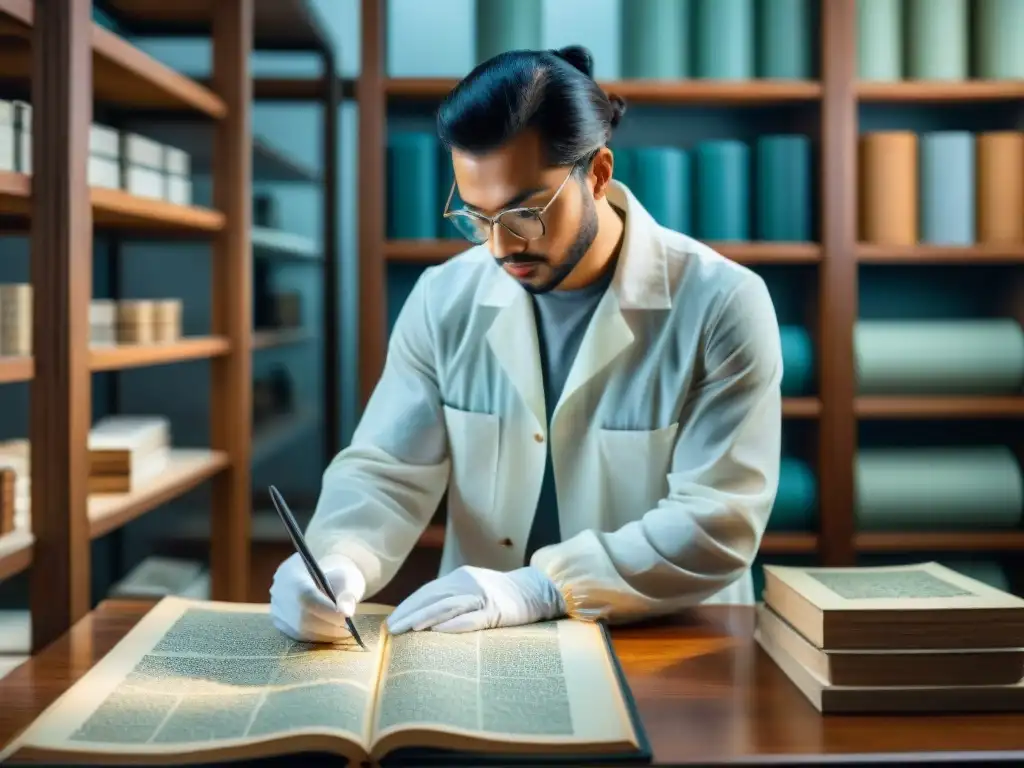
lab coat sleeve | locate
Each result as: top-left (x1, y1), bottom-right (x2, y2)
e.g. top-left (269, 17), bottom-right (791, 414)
top-left (531, 272), bottom-right (783, 623)
top-left (304, 271), bottom-right (450, 598)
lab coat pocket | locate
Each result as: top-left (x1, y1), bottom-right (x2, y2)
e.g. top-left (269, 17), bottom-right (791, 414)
top-left (597, 422), bottom-right (680, 523)
top-left (443, 405), bottom-right (500, 522)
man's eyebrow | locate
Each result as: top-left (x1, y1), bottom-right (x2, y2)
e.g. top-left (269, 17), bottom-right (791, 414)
top-left (463, 186), bottom-right (547, 214)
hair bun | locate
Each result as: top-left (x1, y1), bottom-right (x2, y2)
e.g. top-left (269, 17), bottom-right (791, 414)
top-left (608, 94), bottom-right (627, 128)
top-left (552, 45), bottom-right (594, 77)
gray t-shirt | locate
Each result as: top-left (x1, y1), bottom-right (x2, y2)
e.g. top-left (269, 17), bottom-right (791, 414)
top-left (524, 259), bottom-right (618, 564)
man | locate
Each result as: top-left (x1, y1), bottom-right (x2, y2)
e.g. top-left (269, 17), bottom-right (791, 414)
top-left (270, 45), bottom-right (782, 643)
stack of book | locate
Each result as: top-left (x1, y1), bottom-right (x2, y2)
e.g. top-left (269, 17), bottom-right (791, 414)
top-left (0, 283), bottom-right (32, 357)
top-left (87, 416), bottom-right (171, 494)
top-left (755, 562), bottom-right (1024, 713)
top-left (115, 299), bottom-right (182, 344)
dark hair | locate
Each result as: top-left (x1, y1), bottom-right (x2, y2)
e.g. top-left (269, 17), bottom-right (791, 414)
top-left (436, 45), bottom-right (626, 171)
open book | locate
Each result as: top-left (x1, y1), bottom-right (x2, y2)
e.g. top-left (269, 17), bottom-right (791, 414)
top-left (2, 597), bottom-right (650, 766)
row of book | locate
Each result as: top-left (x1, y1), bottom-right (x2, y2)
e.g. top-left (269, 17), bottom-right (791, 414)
top-left (757, 561), bottom-right (1024, 712)
top-left (858, 0), bottom-right (1024, 82)
top-left (861, 130), bottom-right (1024, 246)
top-left (0, 99), bottom-right (192, 206)
top-left (91, 299), bottom-right (184, 347)
top-left (769, 446), bottom-right (1022, 533)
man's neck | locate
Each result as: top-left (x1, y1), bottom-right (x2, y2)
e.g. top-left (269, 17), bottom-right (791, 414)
top-left (555, 198), bottom-right (626, 291)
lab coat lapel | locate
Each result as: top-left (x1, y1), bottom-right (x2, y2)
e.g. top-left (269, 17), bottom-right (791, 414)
top-left (482, 269), bottom-right (547, 430)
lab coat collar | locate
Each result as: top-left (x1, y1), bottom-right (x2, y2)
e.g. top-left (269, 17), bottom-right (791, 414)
top-left (481, 180), bottom-right (669, 430)
top-left (480, 180), bottom-right (671, 310)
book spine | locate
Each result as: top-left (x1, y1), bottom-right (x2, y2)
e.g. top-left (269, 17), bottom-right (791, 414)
top-left (695, 139), bottom-right (749, 241)
top-left (621, 0), bottom-right (690, 79)
top-left (780, 324), bottom-right (814, 395)
top-left (766, 456), bottom-right (817, 531)
top-left (975, 0), bottom-right (1024, 79)
top-left (0, 468), bottom-right (14, 535)
top-left (756, 134), bottom-right (812, 242)
top-left (387, 132), bottom-right (439, 240)
top-left (859, 131), bottom-right (917, 245)
top-left (856, 0), bottom-right (903, 81)
top-left (757, 0), bottom-right (811, 79)
top-left (694, 0), bottom-right (754, 80)
top-left (0, 283), bottom-right (32, 356)
top-left (0, 100), bottom-right (14, 173)
top-left (976, 132), bottom-right (1024, 244)
top-left (474, 0), bottom-right (542, 65)
top-left (919, 131), bottom-right (975, 245)
top-left (906, 0), bottom-right (968, 80)
top-left (630, 147), bottom-right (691, 234)
top-left (437, 145), bottom-right (461, 239)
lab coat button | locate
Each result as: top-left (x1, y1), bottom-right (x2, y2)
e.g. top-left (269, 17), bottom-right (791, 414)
top-left (533, 432), bottom-right (544, 443)
top-left (499, 537), bottom-right (513, 547)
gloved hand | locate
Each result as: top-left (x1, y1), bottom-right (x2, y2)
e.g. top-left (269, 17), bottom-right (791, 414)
top-left (386, 565), bottom-right (566, 634)
top-left (269, 551), bottom-right (367, 643)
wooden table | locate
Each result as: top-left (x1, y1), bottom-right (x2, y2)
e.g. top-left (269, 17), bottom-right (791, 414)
top-left (0, 601), bottom-right (1023, 765)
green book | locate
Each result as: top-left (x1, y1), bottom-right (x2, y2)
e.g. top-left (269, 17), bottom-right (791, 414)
top-left (5, 597), bottom-right (653, 766)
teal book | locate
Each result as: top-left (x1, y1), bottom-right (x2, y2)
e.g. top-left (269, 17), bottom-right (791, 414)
top-left (756, 135), bottom-right (812, 242)
top-left (767, 457), bottom-right (818, 531)
top-left (437, 145), bottom-right (460, 239)
top-left (629, 147), bottom-right (691, 233)
top-left (475, 0), bottom-right (543, 64)
top-left (694, 0), bottom-right (754, 79)
top-left (2, 597), bottom-right (654, 766)
top-left (975, 0), bottom-right (1024, 79)
top-left (387, 131), bottom-right (438, 240)
top-left (621, 0), bottom-right (690, 79)
top-left (758, 0), bottom-right (811, 79)
top-left (906, 0), bottom-right (968, 80)
top-left (919, 131), bottom-right (975, 245)
top-left (780, 324), bottom-right (814, 395)
top-left (856, 0), bottom-right (903, 81)
top-left (695, 140), bottom-right (750, 241)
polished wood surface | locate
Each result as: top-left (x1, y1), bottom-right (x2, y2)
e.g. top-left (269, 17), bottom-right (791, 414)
top-left (0, 602), bottom-right (1022, 765)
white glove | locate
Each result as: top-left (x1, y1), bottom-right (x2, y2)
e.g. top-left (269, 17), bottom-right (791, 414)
top-left (386, 565), bottom-right (566, 634)
top-left (269, 551), bottom-right (367, 643)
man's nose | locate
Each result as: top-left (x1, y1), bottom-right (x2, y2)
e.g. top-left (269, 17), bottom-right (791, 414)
top-left (488, 223), bottom-right (527, 260)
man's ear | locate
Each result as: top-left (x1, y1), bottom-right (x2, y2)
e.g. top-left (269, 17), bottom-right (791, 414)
top-left (590, 147), bottom-right (614, 200)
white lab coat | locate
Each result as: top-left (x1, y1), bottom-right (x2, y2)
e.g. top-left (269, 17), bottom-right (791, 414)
top-left (306, 181), bottom-right (783, 624)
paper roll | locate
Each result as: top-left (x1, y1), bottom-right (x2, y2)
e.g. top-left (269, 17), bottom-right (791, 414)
top-left (694, 0), bottom-right (754, 80)
top-left (859, 132), bottom-right (917, 245)
top-left (976, 132), bottom-right (1024, 244)
top-left (920, 131), bottom-right (975, 245)
top-left (475, 0), bottom-right (542, 64)
top-left (629, 147), bottom-right (690, 234)
top-left (767, 457), bottom-right (818, 531)
top-left (757, 0), bottom-right (811, 79)
top-left (975, 0), bottom-right (1024, 79)
top-left (906, 0), bottom-right (968, 80)
top-left (621, 0), bottom-right (690, 79)
top-left (695, 139), bottom-right (750, 241)
top-left (856, 447), bottom-right (1023, 530)
top-left (856, 0), bottom-right (903, 81)
top-left (756, 135), bottom-right (812, 242)
top-left (855, 320), bottom-right (1024, 394)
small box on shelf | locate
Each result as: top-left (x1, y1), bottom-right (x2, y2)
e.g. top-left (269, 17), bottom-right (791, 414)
top-left (88, 415), bottom-right (171, 494)
top-left (90, 299), bottom-right (117, 346)
top-left (115, 298), bottom-right (183, 344)
top-left (0, 284), bottom-right (32, 357)
top-left (165, 144), bottom-right (192, 206)
top-left (123, 132), bottom-right (165, 200)
top-left (88, 123), bottom-right (121, 190)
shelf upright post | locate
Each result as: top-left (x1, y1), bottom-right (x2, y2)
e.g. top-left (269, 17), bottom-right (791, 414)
top-left (28, 0), bottom-right (94, 652)
top-left (210, 0), bottom-right (253, 601)
top-left (323, 49), bottom-right (341, 462)
top-left (818, 0), bottom-right (859, 566)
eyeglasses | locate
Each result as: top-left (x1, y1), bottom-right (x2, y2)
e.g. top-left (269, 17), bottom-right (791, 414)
top-left (441, 165), bottom-right (576, 245)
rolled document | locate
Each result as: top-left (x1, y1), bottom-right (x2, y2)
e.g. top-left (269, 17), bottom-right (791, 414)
top-left (856, 447), bottom-right (1024, 530)
top-left (855, 320), bottom-right (1024, 395)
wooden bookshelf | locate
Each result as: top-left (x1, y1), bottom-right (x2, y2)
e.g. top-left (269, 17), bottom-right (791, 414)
top-left (0, 0), bottom-right (253, 652)
top-left (251, 328), bottom-right (313, 350)
top-left (356, 0), bottom-right (1024, 585)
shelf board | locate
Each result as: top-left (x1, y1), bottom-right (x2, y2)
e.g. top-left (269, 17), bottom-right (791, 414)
top-left (858, 244), bottom-right (1024, 264)
top-left (385, 78), bottom-right (822, 104)
top-left (90, 337), bottom-right (231, 371)
top-left (783, 398), bottom-right (821, 418)
top-left (0, 0), bottom-right (225, 117)
top-left (383, 239), bottom-right (821, 265)
top-left (856, 396), bottom-right (1024, 419)
top-left (252, 328), bottom-right (313, 350)
top-left (0, 171), bottom-right (224, 232)
top-left (760, 533), bottom-right (819, 555)
top-left (857, 80), bottom-right (1024, 103)
top-left (252, 408), bottom-right (318, 465)
top-left (0, 529), bottom-right (32, 581)
top-left (98, 0), bottom-right (330, 52)
top-left (89, 449), bottom-right (229, 539)
top-left (856, 531), bottom-right (1024, 552)
top-left (121, 120), bottom-right (320, 183)
top-left (0, 356), bottom-right (32, 384)
top-left (252, 227), bottom-right (320, 260)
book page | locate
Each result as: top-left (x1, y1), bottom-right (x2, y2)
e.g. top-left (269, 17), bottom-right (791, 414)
top-left (369, 619), bottom-right (639, 757)
top-left (5, 597), bottom-right (390, 763)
